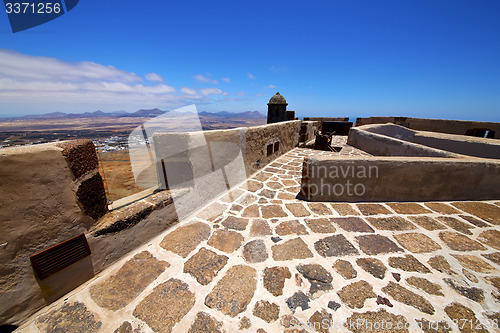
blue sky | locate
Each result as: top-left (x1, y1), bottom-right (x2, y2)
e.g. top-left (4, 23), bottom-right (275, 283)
top-left (1, 0), bottom-right (499, 121)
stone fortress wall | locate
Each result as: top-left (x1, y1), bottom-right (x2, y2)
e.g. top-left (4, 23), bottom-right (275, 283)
top-left (1, 91), bottom-right (499, 327)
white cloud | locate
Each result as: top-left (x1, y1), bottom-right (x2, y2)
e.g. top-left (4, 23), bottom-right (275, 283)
top-left (247, 73), bottom-right (256, 79)
top-left (0, 49), bottom-right (223, 114)
top-left (265, 84), bottom-right (276, 89)
top-left (145, 73), bottom-right (164, 82)
top-left (199, 88), bottom-right (228, 96)
top-left (221, 77), bottom-right (230, 83)
top-left (194, 74), bottom-right (218, 84)
top-left (0, 78), bottom-right (177, 94)
top-left (180, 87), bottom-right (198, 95)
top-left (0, 49), bottom-right (140, 82)
top-left (236, 91), bottom-right (245, 96)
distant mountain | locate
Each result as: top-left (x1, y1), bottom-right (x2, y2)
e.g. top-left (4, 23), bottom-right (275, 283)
top-left (66, 110), bottom-right (109, 118)
top-left (240, 111), bottom-right (266, 118)
top-left (6, 109), bottom-right (167, 120)
top-left (133, 108), bottom-right (166, 117)
top-left (21, 111), bottom-right (68, 119)
top-left (3, 109), bottom-right (265, 121)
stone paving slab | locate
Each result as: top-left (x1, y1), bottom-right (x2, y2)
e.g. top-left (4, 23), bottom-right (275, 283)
top-left (89, 251), bottom-right (169, 310)
top-left (18, 146), bottom-right (500, 333)
top-left (356, 258), bottom-right (387, 279)
top-left (133, 278), bottom-right (195, 333)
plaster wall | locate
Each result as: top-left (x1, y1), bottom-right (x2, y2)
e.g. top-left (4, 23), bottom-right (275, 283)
top-left (356, 116), bottom-right (500, 139)
top-left (355, 123), bottom-right (500, 159)
top-left (412, 131), bottom-right (500, 159)
top-left (347, 126), bottom-right (455, 158)
top-left (358, 123), bottom-right (416, 141)
top-left (0, 143), bottom-right (95, 325)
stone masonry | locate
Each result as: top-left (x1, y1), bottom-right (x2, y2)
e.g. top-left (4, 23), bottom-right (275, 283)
top-left (18, 142), bottom-right (500, 333)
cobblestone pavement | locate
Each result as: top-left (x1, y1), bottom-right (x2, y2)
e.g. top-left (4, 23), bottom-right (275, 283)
top-left (19, 146), bottom-right (500, 333)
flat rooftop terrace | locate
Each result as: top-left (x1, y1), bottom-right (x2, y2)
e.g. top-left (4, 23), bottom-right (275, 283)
top-left (17, 142), bottom-right (500, 333)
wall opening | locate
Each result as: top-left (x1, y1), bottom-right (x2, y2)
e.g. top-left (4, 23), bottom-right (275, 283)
top-left (465, 128), bottom-right (495, 138)
top-left (0, 325), bottom-right (18, 333)
top-left (266, 144), bottom-right (273, 156)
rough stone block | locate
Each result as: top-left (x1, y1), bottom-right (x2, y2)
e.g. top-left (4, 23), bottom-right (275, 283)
top-left (160, 222), bottom-right (211, 258)
top-left (76, 173), bottom-right (108, 219)
top-left (133, 279), bottom-right (195, 333)
top-left (205, 265), bottom-right (256, 317)
top-left (272, 238), bottom-right (313, 261)
top-left (90, 251), bottom-right (168, 310)
top-left (356, 235), bottom-right (403, 255)
top-left (57, 139), bottom-right (99, 179)
top-left (183, 248), bottom-right (228, 285)
top-left (314, 235), bottom-right (359, 257)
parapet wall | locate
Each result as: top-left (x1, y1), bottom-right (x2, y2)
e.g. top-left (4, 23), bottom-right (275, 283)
top-left (0, 140), bottom-right (106, 325)
top-left (152, 120), bottom-right (301, 220)
top-left (299, 156), bottom-right (500, 202)
top-left (301, 122), bottom-right (500, 202)
top-left (243, 120), bottom-right (301, 174)
top-left (153, 120), bottom-right (301, 181)
top-left (412, 131), bottom-right (500, 159)
top-left (350, 123), bottom-right (500, 159)
top-left (356, 116), bottom-right (500, 139)
top-left (347, 125), bottom-right (457, 158)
